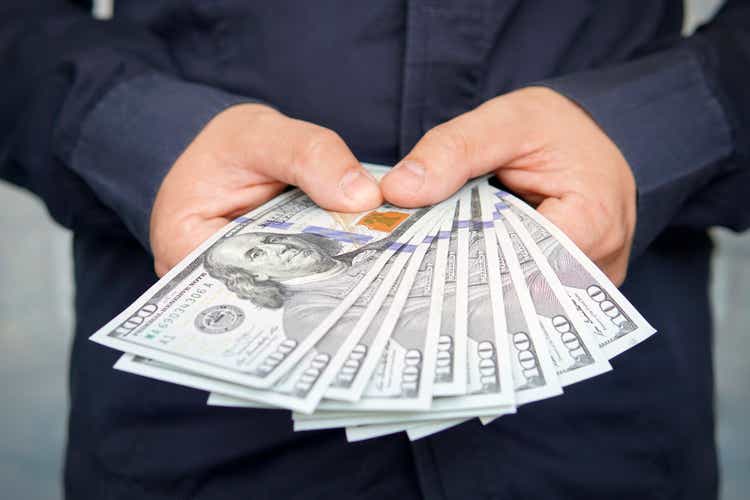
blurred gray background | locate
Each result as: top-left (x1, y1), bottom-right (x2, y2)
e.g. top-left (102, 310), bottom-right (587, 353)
top-left (0, 1), bottom-right (747, 499)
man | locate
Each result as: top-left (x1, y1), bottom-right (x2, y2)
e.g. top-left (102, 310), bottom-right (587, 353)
top-left (1, 1), bottom-right (748, 498)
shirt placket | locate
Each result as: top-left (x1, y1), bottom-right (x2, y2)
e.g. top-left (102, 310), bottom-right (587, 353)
top-left (400, 1), bottom-right (517, 499)
top-left (398, 0), bottom-right (504, 157)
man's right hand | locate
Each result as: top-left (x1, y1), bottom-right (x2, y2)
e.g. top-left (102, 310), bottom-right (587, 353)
top-left (149, 103), bottom-right (382, 277)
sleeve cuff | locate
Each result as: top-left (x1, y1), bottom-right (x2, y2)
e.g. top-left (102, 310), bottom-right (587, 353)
top-left (537, 47), bottom-right (734, 257)
top-left (71, 73), bottom-right (257, 250)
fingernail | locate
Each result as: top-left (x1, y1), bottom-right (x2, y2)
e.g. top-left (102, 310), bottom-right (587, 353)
top-left (389, 160), bottom-right (425, 192)
top-left (339, 169), bottom-right (379, 203)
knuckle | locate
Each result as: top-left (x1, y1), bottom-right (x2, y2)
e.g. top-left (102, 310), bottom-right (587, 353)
top-left (578, 231), bottom-right (599, 257)
top-left (563, 197), bottom-right (599, 254)
top-left (288, 127), bottom-right (343, 185)
top-left (222, 103), bottom-right (278, 146)
top-left (303, 128), bottom-right (343, 160)
top-left (598, 226), bottom-right (624, 258)
top-left (153, 260), bottom-right (167, 278)
top-left (246, 105), bottom-right (280, 132)
top-left (426, 124), bottom-right (472, 162)
top-left (614, 226), bottom-right (629, 252)
top-left (610, 265), bottom-right (628, 286)
top-left (601, 220), bottom-right (629, 260)
top-left (573, 195), bottom-right (627, 260)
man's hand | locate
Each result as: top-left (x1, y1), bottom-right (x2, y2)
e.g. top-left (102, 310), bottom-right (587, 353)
top-left (380, 87), bottom-right (636, 285)
top-left (150, 103), bottom-right (382, 276)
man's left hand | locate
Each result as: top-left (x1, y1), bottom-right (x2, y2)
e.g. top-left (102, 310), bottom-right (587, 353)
top-left (380, 87), bottom-right (637, 285)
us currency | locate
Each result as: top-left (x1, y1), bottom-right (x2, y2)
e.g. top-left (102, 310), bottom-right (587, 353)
top-left (320, 205), bottom-right (451, 403)
top-left (260, 207), bottom-right (449, 411)
top-left (115, 354), bottom-right (274, 408)
top-left (113, 213), bottom-right (447, 413)
top-left (495, 189), bottom-right (656, 358)
top-left (291, 405), bottom-right (515, 430)
top-left (315, 203), bottom-right (455, 411)
top-left (428, 211), bottom-right (460, 394)
top-left (345, 417), bottom-right (470, 442)
top-left (406, 418), bottom-right (468, 441)
top-left (329, 238), bottom-right (565, 429)
top-left (493, 201), bottom-right (611, 385)
top-left (329, 187), bottom-right (564, 428)
top-left (322, 187), bottom-right (474, 404)
top-left (336, 202), bottom-right (566, 431)
top-left (322, 253), bottom-right (408, 401)
top-left (478, 184), bottom-right (562, 405)
top-left (205, 390), bottom-right (512, 429)
top-left (90, 165), bottom-right (442, 393)
top-left (345, 422), bottom-right (419, 442)
top-left (451, 185), bottom-right (515, 409)
top-left (203, 208), bottom-right (449, 412)
top-left (114, 251), bottom-right (402, 413)
top-left (305, 186), bottom-right (562, 430)
top-left (309, 186), bottom-right (515, 417)
top-left (433, 194), bottom-right (468, 396)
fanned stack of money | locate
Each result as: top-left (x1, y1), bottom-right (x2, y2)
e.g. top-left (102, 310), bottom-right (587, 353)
top-left (91, 164), bottom-right (656, 442)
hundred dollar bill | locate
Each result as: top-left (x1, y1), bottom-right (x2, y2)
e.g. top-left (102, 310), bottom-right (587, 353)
top-left (493, 203), bottom-right (611, 385)
top-left (325, 260), bottom-right (410, 402)
top-left (345, 422), bottom-right (413, 442)
top-left (114, 206), bottom-right (450, 413)
top-left (323, 187), bottom-right (475, 403)
top-left (314, 203), bottom-right (454, 410)
top-left (329, 188), bottom-right (569, 430)
top-left (493, 189), bottom-right (656, 358)
top-left (478, 184), bottom-right (562, 405)
top-left (201, 252), bottom-right (412, 410)
top-left (406, 418), bottom-right (469, 440)
top-left (345, 417), bottom-right (471, 442)
top-left (114, 354), bottom-right (275, 407)
top-left (290, 405), bottom-right (515, 430)
top-left (451, 185), bottom-right (515, 408)
top-left (433, 195), bottom-right (468, 396)
top-left (314, 186), bottom-right (516, 414)
top-left (321, 204), bottom-right (452, 403)
top-left (322, 248), bottom-right (410, 401)
top-left (425, 212), bottom-right (457, 394)
top-left (203, 392), bottom-right (509, 426)
top-left (113, 221), bottom-right (444, 413)
top-left (90, 165), bottom-right (442, 391)
top-left (199, 211), bottom-right (448, 412)
top-left (327, 187), bottom-right (558, 426)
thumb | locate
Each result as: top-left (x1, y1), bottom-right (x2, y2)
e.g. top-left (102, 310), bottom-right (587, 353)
top-left (241, 110), bottom-right (383, 212)
top-left (381, 96), bottom-right (532, 207)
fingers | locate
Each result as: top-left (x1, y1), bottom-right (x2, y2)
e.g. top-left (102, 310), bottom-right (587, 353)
top-left (536, 194), bottom-right (629, 285)
top-left (154, 216), bottom-right (229, 277)
top-left (381, 96), bottom-right (535, 207)
top-left (153, 182), bottom-right (287, 277)
top-left (199, 181), bottom-right (288, 220)
top-left (289, 124), bottom-right (383, 211)
top-left (239, 107), bottom-right (382, 212)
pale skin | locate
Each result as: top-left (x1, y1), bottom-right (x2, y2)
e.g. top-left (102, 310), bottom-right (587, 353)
top-left (150, 87), bottom-right (636, 285)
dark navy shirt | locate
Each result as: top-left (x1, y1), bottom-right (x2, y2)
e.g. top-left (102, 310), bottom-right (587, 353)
top-left (1, 1), bottom-right (750, 499)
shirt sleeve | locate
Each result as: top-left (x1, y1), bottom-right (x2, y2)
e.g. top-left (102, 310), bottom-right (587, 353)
top-left (70, 74), bottom-right (252, 249)
top-left (0, 1), bottom-right (254, 249)
top-left (538, 0), bottom-right (750, 258)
